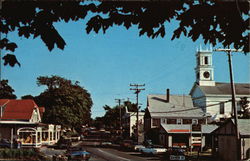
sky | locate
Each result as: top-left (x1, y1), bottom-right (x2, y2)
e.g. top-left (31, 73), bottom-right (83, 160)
top-left (2, 18), bottom-right (250, 118)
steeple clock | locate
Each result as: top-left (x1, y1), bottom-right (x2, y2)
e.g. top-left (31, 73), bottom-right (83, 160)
top-left (195, 48), bottom-right (215, 86)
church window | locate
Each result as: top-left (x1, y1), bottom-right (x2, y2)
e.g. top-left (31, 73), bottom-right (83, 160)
top-left (220, 102), bottom-right (225, 114)
top-left (204, 56), bottom-right (208, 65)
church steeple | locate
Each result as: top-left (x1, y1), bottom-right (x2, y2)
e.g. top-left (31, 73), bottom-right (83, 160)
top-left (195, 46), bottom-right (215, 86)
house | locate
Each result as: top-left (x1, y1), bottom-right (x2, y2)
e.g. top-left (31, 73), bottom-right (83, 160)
top-left (212, 118), bottom-right (250, 161)
top-left (190, 48), bottom-right (250, 122)
top-left (122, 106), bottom-right (144, 142)
top-left (144, 89), bottom-right (217, 150)
top-left (0, 99), bottom-right (61, 147)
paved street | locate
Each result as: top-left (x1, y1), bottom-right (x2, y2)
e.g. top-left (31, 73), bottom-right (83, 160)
top-left (84, 146), bottom-right (160, 161)
top-left (39, 140), bottom-right (225, 161)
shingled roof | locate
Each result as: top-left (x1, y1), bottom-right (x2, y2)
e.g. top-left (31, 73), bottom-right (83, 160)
top-left (196, 82), bottom-right (250, 96)
top-left (147, 95), bottom-right (205, 118)
top-left (0, 99), bottom-right (40, 121)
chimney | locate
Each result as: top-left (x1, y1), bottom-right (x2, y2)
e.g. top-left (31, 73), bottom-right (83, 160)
top-left (166, 89), bottom-right (170, 102)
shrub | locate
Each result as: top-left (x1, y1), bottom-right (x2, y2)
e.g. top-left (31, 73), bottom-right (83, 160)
top-left (0, 148), bottom-right (39, 159)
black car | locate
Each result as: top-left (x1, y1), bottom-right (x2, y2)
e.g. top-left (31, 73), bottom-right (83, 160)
top-left (0, 139), bottom-right (11, 148)
top-left (164, 147), bottom-right (186, 161)
top-left (55, 138), bottom-right (72, 149)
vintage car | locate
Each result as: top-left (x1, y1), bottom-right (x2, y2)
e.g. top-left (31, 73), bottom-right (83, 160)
top-left (100, 141), bottom-right (112, 148)
top-left (164, 147), bottom-right (186, 161)
top-left (133, 144), bottom-right (145, 152)
top-left (141, 145), bottom-right (167, 155)
top-left (66, 147), bottom-right (91, 161)
top-left (120, 140), bottom-right (134, 150)
top-left (0, 139), bottom-right (11, 148)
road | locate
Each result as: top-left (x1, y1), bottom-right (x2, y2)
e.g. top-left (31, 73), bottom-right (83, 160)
top-left (81, 141), bottom-right (161, 161)
top-left (40, 140), bottom-right (221, 161)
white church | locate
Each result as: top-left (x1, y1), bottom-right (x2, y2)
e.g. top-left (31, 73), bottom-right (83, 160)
top-left (190, 48), bottom-right (250, 122)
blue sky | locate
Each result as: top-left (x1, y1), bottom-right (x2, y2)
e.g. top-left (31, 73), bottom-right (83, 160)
top-left (2, 19), bottom-right (250, 118)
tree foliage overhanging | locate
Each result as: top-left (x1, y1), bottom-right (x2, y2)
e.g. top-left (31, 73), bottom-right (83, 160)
top-left (35, 75), bottom-right (93, 128)
top-left (0, 1), bottom-right (249, 66)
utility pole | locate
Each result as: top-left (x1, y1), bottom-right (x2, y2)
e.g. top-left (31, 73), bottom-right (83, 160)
top-left (115, 98), bottom-right (124, 131)
top-left (214, 48), bottom-right (242, 159)
top-left (130, 83), bottom-right (145, 144)
top-left (0, 1), bottom-right (2, 82)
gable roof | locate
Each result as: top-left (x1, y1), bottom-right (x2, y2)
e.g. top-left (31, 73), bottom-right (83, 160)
top-left (147, 95), bottom-right (205, 118)
top-left (0, 99), bottom-right (39, 121)
top-left (213, 118), bottom-right (250, 136)
top-left (191, 82), bottom-right (250, 96)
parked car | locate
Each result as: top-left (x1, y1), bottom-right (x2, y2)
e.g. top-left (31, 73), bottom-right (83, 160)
top-left (141, 145), bottom-right (167, 155)
top-left (70, 134), bottom-right (81, 142)
top-left (164, 147), bottom-right (186, 161)
top-left (143, 139), bottom-right (153, 147)
top-left (120, 140), bottom-right (134, 150)
top-left (66, 147), bottom-right (91, 161)
top-left (100, 141), bottom-right (112, 148)
top-left (133, 144), bottom-right (145, 151)
top-left (0, 139), bottom-right (11, 148)
top-left (55, 138), bottom-right (72, 149)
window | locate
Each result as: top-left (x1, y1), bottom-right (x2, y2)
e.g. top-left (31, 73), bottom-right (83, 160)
top-left (220, 102), bottom-right (225, 114)
top-left (183, 119), bottom-right (192, 124)
top-left (192, 119), bottom-right (198, 125)
top-left (236, 101), bottom-right (241, 112)
top-left (161, 118), bottom-right (167, 124)
top-left (152, 118), bottom-right (160, 126)
top-left (167, 119), bottom-right (177, 124)
top-left (177, 119), bottom-right (182, 124)
top-left (198, 119), bottom-right (206, 124)
top-left (204, 56), bottom-right (208, 65)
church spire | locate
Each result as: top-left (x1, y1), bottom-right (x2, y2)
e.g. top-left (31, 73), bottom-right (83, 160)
top-left (195, 46), bottom-right (215, 86)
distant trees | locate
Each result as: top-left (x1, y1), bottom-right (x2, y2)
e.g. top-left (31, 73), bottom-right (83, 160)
top-left (34, 76), bottom-right (93, 129)
top-left (0, 79), bottom-right (16, 99)
top-left (1, 1), bottom-right (248, 67)
top-left (92, 100), bottom-right (138, 130)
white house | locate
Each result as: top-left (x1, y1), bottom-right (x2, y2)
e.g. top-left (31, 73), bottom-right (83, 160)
top-left (0, 99), bottom-right (61, 147)
top-left (190, 48), bottom-right (250, 122)
top-left (122, 106), bottom-right (145, 140)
